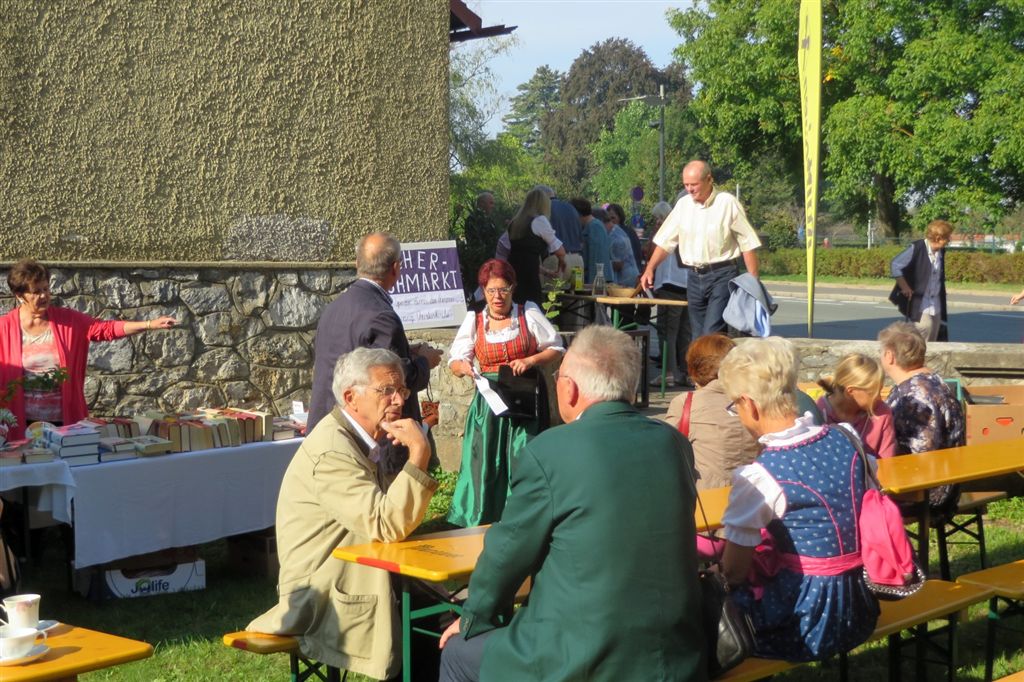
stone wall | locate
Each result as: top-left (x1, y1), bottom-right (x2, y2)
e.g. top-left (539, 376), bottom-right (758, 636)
top-left (3, 264), bottom-right (1022, 472)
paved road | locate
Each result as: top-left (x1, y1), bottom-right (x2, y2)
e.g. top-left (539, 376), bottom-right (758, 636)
top-left (763, 281), bottom-right (1024, 343)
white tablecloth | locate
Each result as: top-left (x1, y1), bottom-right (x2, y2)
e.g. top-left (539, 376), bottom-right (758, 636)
top-left (70, 439), bottom-right (301, 568)
top-left (0, 460), bottom-right (76, 524)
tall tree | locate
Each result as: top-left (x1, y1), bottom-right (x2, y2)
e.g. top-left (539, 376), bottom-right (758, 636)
top-left (449, 37), bottom-right (515, 172)
top-left (540, 38), bottom-right (663, 195)
top-left (670, 0), bottom-right (1024, 237)
top-left (502, 65), bottom-right (563, 155)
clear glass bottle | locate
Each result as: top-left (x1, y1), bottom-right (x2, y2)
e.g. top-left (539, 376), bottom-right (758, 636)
top-left (592, 263), bottom-right (607, 296)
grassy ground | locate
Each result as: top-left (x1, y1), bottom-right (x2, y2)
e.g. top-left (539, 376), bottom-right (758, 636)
top-left (23, 479), bottom-right (1024, 681)
top-left (763, 273), bottom-right (1022, 294)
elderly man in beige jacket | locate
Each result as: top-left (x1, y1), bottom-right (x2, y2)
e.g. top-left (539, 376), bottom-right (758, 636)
top-left (249, 346), bottom-right (438, 680)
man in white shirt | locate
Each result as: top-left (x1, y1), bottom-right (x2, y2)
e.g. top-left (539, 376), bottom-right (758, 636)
top-left (640, 160), bottom-right (762, 335)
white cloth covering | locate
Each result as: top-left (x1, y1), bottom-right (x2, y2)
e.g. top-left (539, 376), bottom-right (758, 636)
top-left (0, 460), bottom-right (75, 524)
top-left (69, 439), bottom-right (300, 568)
top-left (653, 190), bottom-right (761, 266)
top-left (447, 302), bottom-right (564, 365)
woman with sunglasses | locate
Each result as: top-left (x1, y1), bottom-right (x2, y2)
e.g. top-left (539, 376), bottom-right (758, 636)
top-left (446, 259), bottom-right (564, 527)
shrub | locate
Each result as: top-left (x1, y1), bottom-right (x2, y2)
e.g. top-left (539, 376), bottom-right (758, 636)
top-left (761, 247), bottom-right (1024, 284)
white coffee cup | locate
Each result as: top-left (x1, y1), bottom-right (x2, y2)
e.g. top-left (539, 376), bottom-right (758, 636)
top-left (0, 625), bottom-right (44, 660)
top-left (0, 594), bottom-right (41, 630)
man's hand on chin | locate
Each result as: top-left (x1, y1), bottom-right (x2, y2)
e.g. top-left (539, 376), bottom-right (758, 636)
top-left (381, 418), bottom-right (431, 470)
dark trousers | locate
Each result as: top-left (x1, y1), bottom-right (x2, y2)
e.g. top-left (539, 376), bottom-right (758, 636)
top-left (655, 285), bottom-right (691, 381)
top-left (438, 630), bottom-right (494, 682)
top-left (686, 264), bottom-right (737, 336)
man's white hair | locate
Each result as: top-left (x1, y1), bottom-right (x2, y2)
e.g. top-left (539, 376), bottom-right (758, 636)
top-left (567, 326), bottom-right (640, 402)
top-left (331, 347), bottom-right (403, 406)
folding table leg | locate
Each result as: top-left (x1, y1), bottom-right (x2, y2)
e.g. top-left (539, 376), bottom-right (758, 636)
top-left (402, 583), bottom-right (413, 682)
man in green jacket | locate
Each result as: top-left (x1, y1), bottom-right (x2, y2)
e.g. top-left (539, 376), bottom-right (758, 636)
top-left (438, 325), bottom-right (706, 681)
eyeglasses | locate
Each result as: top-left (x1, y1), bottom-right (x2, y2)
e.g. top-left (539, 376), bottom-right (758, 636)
top-left (485, 287), bottom-right (512, 296)
top-left (366, 385), bottom-right (410, 400)
top-left (725, 399), bottom-right (740, 417)
top-left (552, 369), bottom-right (572, 383)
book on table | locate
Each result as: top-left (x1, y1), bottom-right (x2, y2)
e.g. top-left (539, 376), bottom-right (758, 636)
top-left (44, 423), bottom-right (100, 447)
top-left (23, 447), bottom-right (56, 464)
top-left (63, 453), bottom-right (101, 466)
top-left (100, 449), bottom-right (137, 462)
top-left (99, 436), bottom-right (136, 453)
top-left (0, 446), bottom-right (24, 466)
top-left (127, 435), bottom-right (173, 456)
top-left (57, 443), bottom-right (100, 458)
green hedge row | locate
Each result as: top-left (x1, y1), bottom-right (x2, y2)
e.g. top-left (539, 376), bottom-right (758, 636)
top-left (761, 247), bottom-right (1024, 284)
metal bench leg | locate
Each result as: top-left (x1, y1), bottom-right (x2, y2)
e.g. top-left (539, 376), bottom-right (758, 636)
top-left (937, 521), bottom-right (951, 580)
top-left (976, 512), bottom-right (988, 569)
top-left (985, 596), bottom-right (997, 682)
top-left (887, 633), bottom-right (901, 682)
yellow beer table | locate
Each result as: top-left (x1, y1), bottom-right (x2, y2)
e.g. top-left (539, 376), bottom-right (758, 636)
top-left (0, 623), bottom-right (153, 681)
top-left (333, 486), bottom-right (730, 682)
top-left (877, 437), bottom-right (1024, 571)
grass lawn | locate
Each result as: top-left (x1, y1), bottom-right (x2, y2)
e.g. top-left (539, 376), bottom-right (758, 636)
top-left (23, 474), bottom-right (1023, 681)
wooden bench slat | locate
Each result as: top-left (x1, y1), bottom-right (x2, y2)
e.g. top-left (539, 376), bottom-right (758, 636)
top-left (957, 560), bottom-right (1024, 599)
top-left (955, 491), bottom-right (1008, 513)
top-left (714, 657), bottom-right (796, 681)
top-left (870, 580), bottom-right (994, 639)
top-left (222, 630), bottom-right (300, 654)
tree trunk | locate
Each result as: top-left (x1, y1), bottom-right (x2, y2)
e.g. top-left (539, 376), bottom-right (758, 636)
top-left (873, 174), bottom-right (901, 239)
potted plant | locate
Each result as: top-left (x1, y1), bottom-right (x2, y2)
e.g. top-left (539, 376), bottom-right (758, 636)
top-left (0, 368), bottom-right (69, 446)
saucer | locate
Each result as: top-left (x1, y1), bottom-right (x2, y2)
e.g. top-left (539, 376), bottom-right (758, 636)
top-left (36, 620), bottom-right (59, 633)
top-left (0, 644), bottom-right (48, 666)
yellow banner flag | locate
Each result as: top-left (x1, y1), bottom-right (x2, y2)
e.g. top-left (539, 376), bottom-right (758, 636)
top-left (799, 0), bottom-right (822, 337)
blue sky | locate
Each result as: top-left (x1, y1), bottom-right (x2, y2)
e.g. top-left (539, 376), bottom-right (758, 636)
top-left (466, 1), bottom-right (692, 136)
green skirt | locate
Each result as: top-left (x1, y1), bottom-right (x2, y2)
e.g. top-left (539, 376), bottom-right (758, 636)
top-left (447, 378), bottom-right (544, 527)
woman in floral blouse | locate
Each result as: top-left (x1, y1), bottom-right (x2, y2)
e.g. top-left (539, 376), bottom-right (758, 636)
top-left (878, 322), bottom-right (965, 516)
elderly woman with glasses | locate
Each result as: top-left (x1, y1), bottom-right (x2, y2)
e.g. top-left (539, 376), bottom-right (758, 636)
top-left (716, 337), bottom-right (878, 662)
top-left (1, 259), bottom-right (176, 440)
top-left (447, 259), bottom-right (564, 527)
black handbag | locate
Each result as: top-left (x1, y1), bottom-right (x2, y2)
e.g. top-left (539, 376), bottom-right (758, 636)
top-left (691, 458), bottom-right (756, 677)
top-left (699, 569), bottom-right (756, 677)
top-left (491, 366), bottom-right (541, 420)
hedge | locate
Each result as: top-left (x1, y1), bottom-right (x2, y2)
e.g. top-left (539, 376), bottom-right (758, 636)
top-left (761, 247), bottom-right (1024, 284)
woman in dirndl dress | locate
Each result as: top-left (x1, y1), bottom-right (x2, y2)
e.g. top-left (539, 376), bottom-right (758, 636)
top-left (447, 259), bottom-right (564, 527)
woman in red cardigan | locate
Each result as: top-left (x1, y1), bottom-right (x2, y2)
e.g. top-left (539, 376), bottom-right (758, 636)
top-left (1, 259), bottom-right (176, 440)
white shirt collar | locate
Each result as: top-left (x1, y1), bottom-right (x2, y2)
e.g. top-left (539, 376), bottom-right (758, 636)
top-left (758, 412), bottom-right (822, 447)
top-left (341, 408), bottom-right (384, 462)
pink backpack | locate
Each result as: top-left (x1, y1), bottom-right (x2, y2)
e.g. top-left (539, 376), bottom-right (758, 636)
top-left (836, 426), bottom-right (925, 599)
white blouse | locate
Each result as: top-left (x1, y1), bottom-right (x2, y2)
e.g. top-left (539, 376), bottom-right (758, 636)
top-left (721, 414), bottom-right (869, 547)
top-left (447, 302), bottom-right (565, 365)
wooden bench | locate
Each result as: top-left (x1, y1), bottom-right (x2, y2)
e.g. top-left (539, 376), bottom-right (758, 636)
top-left (933, 491), bottom-right (1007, 580)
top-left (223, 631), bottom-right (345, 682)
top-left (714, 581), bottom-right (993, 682)
top-left (957, 560), bottom-right (1024, 682)
top-left (996, 671), bottom-right (1024, 681)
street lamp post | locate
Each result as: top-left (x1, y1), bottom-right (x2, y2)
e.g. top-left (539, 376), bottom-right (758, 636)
top-left (618, 85), bottom-right (668, 203)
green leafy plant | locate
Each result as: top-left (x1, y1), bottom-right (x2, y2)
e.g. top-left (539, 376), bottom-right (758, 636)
top-left (0, 368), bottom-right (70, 428)
top-left (541, 278), bottom-right (569, 329)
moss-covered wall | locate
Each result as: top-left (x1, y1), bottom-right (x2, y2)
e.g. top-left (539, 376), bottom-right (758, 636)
top-left (0, 1), bottom-right (449, 261)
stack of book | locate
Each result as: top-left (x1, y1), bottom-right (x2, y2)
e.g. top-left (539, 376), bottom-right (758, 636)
top-left (0, 439), bottom-right (56, 465)
top-left (271, 416), bottom-right (304, 440)
top-left (99, 436), bottom-right (138, 462)
top-left (125, 434), bottom-right (174, 457)
top-left (44, 423), bottom-right (101, 466)
top-left (80, 417), bottom-right (142, 439)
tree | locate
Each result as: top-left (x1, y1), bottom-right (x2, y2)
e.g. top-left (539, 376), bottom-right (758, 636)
top-left (670, 0), bottom-right (1024, 237)
top-left (590, 101), bottom-right (704, 206)
top-left (540, 38), bottom-right (663, 195)
top-left (449, 37), bottom-right (515, 172)
top-left (502, 65), bottom-right (563, 155)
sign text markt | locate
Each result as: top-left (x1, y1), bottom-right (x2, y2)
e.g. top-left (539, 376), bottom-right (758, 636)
top-left (389, 240), bottom-right (468, 330)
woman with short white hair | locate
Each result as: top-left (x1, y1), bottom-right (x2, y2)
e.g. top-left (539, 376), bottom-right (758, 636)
top-left (716, 337), bottom-right (878, 662)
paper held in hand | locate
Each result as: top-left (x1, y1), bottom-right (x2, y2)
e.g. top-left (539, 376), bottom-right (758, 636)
top-left (473, 371), bottom-right (510, 416)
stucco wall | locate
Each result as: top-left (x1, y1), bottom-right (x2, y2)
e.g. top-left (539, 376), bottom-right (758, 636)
top-left (0, 1), bottom-right (449, 261)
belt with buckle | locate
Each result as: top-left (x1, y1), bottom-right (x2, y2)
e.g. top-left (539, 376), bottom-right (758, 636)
top-left (685, 260), bottom-right (736, 274)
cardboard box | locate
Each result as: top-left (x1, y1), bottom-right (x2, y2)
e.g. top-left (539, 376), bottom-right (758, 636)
top-left (74, 547), bottom-right (205, 599)
top-left (227, 528), bottom-right (278, 578)
top-left (964, 384), bottom-right (1024, 445)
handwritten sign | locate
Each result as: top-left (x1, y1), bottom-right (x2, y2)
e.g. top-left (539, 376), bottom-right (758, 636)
top-left (389, 240), bottom-right (467, 330)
